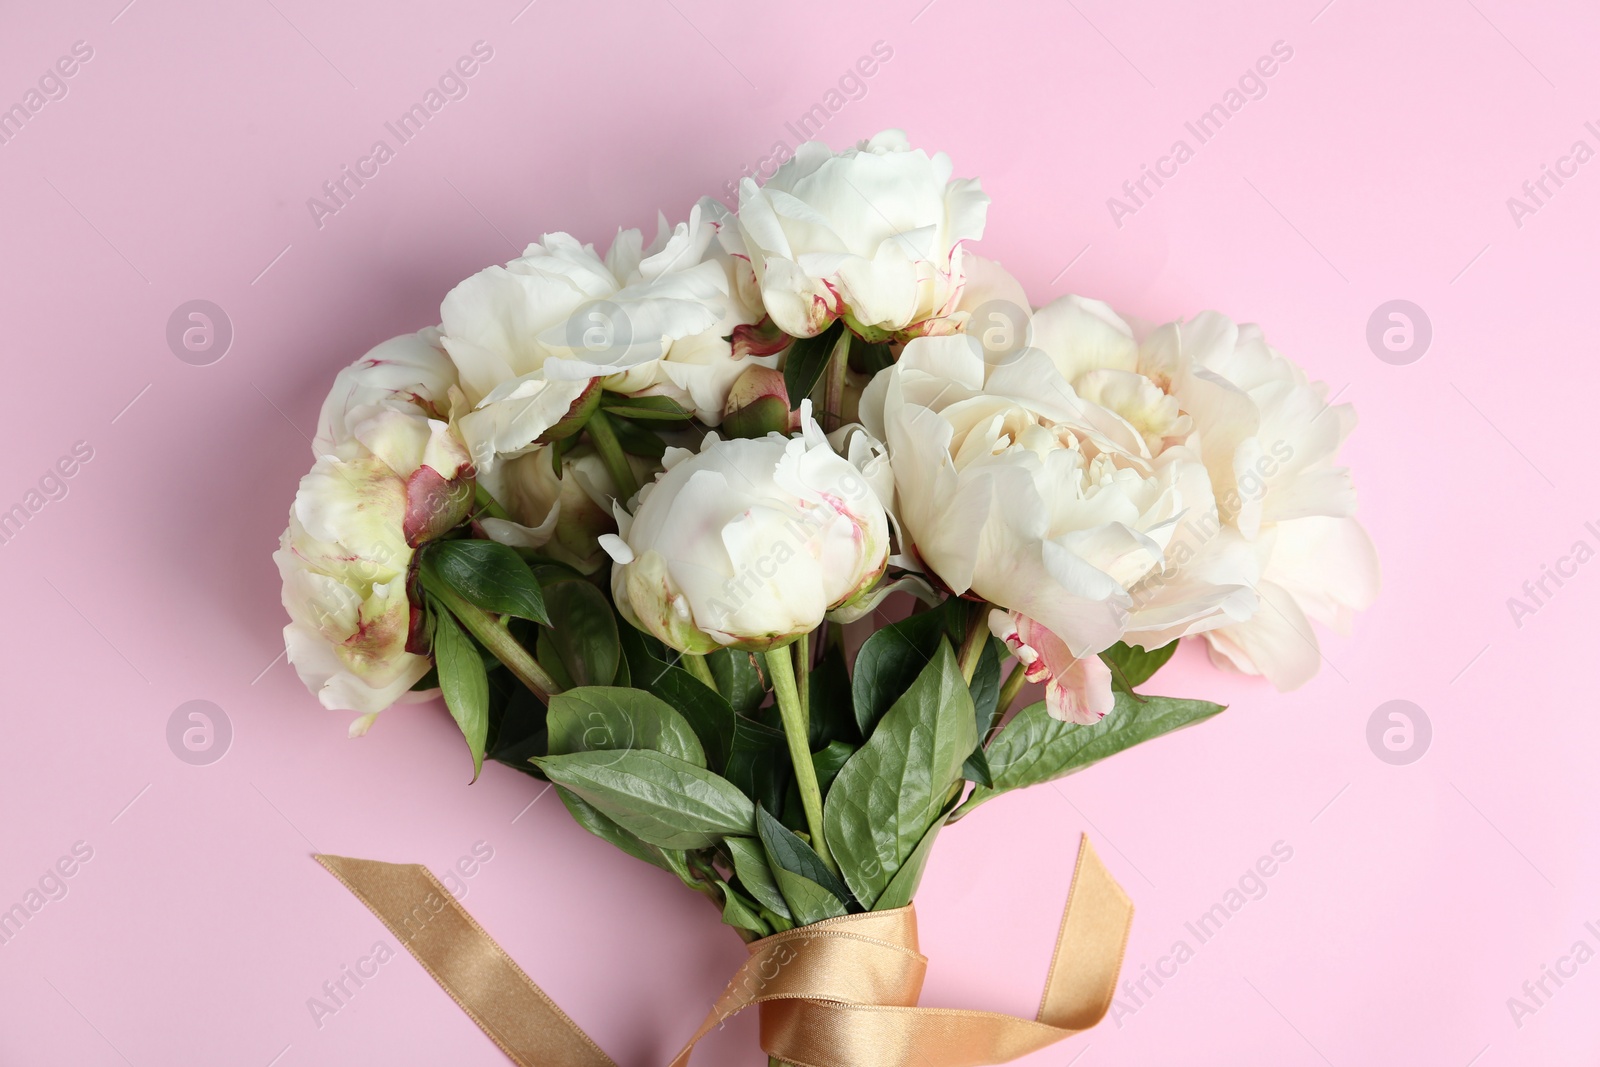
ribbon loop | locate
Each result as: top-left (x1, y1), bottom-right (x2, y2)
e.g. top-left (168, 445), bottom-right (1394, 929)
top-left (314, 835), bottom-right (1131, 1067)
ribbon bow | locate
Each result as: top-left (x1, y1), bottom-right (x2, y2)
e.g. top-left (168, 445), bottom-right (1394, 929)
top-left (315, 835), bottom-right (1131, 1067)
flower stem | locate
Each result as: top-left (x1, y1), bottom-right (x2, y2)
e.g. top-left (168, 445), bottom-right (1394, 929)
top-left (957, 601), bottom-right (990, 684)
top-left (427, 579), bottom-right (560, 702)
top-left (995, 661), bottom-right (1028, 727)
top-left (682, 652), bottom-right (717, 692)
top-left (584, 408), bottom-right (639, 504)
top-left (764, 646), bottom-right (837, 876)
top-left (471, 483), bottom-right (512, 522)
top-left (794, 631), bottom-right (811, 723)
top-left (822, 330), bottom-right (852, 431)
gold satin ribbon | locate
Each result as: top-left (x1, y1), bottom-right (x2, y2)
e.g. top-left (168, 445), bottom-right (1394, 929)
top-left (315, 835), bottom-right (1131, 1067)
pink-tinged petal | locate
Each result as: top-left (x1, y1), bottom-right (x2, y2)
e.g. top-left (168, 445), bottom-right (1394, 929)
top-left (402, 465), bottom-right (474, 547)
top-left (990, 609), bottom-right (1115, 725)
top-left (729, 317), bottom-right (791, 359)
top-left (1043, 654), bottom-right (1115, 725)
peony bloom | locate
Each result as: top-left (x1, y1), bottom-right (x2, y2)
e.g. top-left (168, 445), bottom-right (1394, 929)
top-left (594, 199), bottom-right (781, 426)
top-left (859, 332), bottom-right (1217, 662)
top-left (437, 206), bottom-right (730, 473)
top-left (1153, 312), bottom-right (1379, 689)
top-left (599, 403), bottom-right (889, 653)
top-left (313, 327), bottom-right (460, 455)
top-left (476, 444), bottom-right (652, 575)
top-left (275, 398), bottom-right (473, 724)
top-left (1020, 297), bottom-right (1260, 650)
top-left (723, 130), bottom-right (989, 340)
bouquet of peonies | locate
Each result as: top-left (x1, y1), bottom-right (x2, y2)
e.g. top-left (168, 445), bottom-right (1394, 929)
top-left (277, 130), bottom-right (1377, 1061)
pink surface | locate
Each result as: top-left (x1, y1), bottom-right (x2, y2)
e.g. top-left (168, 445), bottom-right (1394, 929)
top-left (1, 0), bottom-right (1594, 1063)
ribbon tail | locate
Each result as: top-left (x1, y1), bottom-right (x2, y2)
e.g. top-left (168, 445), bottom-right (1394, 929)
top-left (313, 854), bottom-right (616, 1067)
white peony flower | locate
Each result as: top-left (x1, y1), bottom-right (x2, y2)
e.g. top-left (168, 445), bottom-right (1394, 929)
top-left (599, 403), bottom-right (889, 653)
top-left (276, 399), bottom-right (473, 722)
top-left (475, 444), bottom-right (652, 574)
top-left (438, 206), bottom-right (730, 473)
top-left (595, 199), bottom-right (780, 425)
top-left (859, 332), bottom-right (1218, 663)
top-left (313, 328), bottom-right (459, 455)
top-left (723, 130), bottom-right (989, 339)
top-left (1018, 296), bottom-right (1260, 650)
top-left (1153, 312), bottom-right (1379, 689)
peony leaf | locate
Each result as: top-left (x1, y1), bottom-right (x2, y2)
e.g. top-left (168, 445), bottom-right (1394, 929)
top-left (770, 867), bottom-right (848, 927)
top-left (555, 787), bottom-right (680, 875)
top-left (825, 640), bottom-right (976, 909)
top-left (756, 804), bottom-right (854, 909)
top-left (598, 394), bottom-right (692, 421)
top-left (546, 686), bottom-right (705, 768)
top-left (718, 880), bottom-right (770, 937)
top-left (953, 692), bottom-right (1226, 819)
top-left (706, 647), bottom-right (768, 717)
top-left (850, 599), bottom-right (963, 737)
top-left (1099, 640), bottom-right (1179, 694)
top-left (430, 598), bottom-right (490, 781)
top-left (961, 637), bottom-right (1003, 786)
top-left (541, 579), bottom-right (619, 687)
top-left (531, 749), bottom-right (754, 850)
top-left (619, 624), bottom-right (735, 771)
top-left (873, 809), bottom-right (949, 912)
top-left (723, 836), bottom-right (792, 922)
top-left (781, 319), bottom-right (845, 408)
top-left (421, 539), bottom-right (549, 625)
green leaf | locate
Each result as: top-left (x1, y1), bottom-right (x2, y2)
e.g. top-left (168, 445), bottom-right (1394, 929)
top-left (707, 647), bottom-right (768, 716)
top-left (848, 338), bottom-right (895, 377)
top-left (719, 880), bottom-right (770, 937)
top-left (555, 787), bottom-right (678, 874)
top-left (782, 319), bottom-right (844, 408)
top-left (955, 692), bottom-right (1227, 817)
top-left (1099, 640), bottom-right (1179, 693)
top-left (430, 598), bottom-right (490, 780)
top-left (961, 637), bottom-right (1003, 786)
top-left (826, 640), bottom-right (976, 909)
top-left (535, 630), bottom-right (576, 691)
top-left (618, 625), bottom-right (735, 771)
top-left (608, 416), bottom-right (669, 459)
top-left (532, 749), bottom-right (754, 850)
top-left (421, 540), bottom-right (549, 624)
top-left (723, 836), bottom-right (792, 921)
top-left (599, 394), bottom-right (692, 421)
top-left (546, 687), bottom-right (705, 767)
top-left (725, 713), bottom-right (788, 811)
top-left (756, 803), bottom-right (854, 911)
top-left (542, 580), bottom-right (619, 687)
top-left (851, 600), bottom-right (962, 737)
top-left (486, 679), bottom-right (547, 779)
top-left (811, 740), bottom-right (856, 797)
top-left (874, 810), bottom-right (949, 911)
top-left (771, 866), bottom-right (848, 926)
top-left (808, 639), bottom-right (859, 749)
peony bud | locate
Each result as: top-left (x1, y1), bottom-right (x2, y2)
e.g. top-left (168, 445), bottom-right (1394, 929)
top-left (600, 402), bottom-right (889, 653)
top-left (721, 366), bottom-right (792, 439)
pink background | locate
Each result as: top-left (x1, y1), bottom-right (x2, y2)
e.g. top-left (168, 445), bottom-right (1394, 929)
top-left (1, 0), bottom-right (1595, 1063)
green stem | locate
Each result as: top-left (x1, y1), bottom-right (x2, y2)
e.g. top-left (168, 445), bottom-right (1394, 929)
top-left (471, 483), bottom-right (512, 522)
top-left (584, 408), bottom-right (639, 503)
top-left (995, 661), bottom-right (1028, 727)
top-left (957, 601), bottom-right (990, 684)
top-left (764, 646), bottom-right (837, 876)
top-left (794, 631), bottom-right (810, 724)
top-left (426, 579), bottom-right (560, 702)
top-left (682, 652), bottom-right (717, 692)
top-left (822, 330), bottom-right (851, 431)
